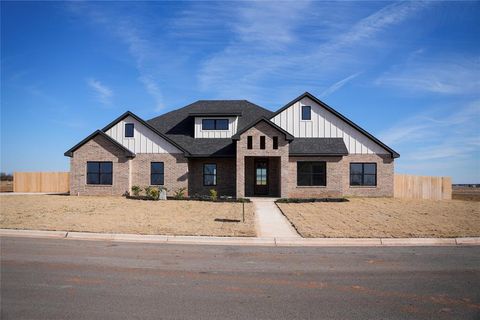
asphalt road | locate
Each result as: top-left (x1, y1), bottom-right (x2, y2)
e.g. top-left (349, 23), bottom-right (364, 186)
top-left (1, 237), bottom-right (479, 320)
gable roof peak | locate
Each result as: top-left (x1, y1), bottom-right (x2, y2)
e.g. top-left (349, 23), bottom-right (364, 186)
top-left (271, 92), bottom-right (400, 158)
top-left (232, 117), bottom-right (294, 141)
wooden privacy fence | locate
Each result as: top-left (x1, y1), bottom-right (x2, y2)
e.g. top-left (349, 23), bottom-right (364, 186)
top-left (394, 174), bottom-right (451, 200)
top-left (13, 172), bottom-right (69, 193)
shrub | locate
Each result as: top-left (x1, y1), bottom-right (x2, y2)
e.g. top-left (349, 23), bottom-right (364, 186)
top-left (209, 189), bottom-right (218, 201)
top-left (131, 185), bottom-right (142, 196)
top-left (146, 186), bottom-right (160, 200)
top-left (144, 186), bottom-right (153, 197)
top-left (173, 187), bottom-right (186, 200)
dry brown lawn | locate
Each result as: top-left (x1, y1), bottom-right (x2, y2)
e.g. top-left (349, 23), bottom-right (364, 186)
top-left (0, 195), bottom-right (255, 237)
top-left (453, 187), bottom-right (480, 201)
top-left (277, 198), bottom-right (480, 238)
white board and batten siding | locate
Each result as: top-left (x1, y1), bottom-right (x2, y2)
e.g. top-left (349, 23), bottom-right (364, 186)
top-left (105, 116), bottom-right (182, 154)
top-left (194, 117), bottom-right (238, 138)
top-left (271, 97), bottom-right (389, 155)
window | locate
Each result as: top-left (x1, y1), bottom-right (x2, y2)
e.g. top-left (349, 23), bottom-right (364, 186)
top-left (125, 123), bottom-right (134, 137)
top-left (260, 136), bottom-right (266, 149)
top-left (151, 162), bottom-right (164, 185)
top-left (273, 136), bottom-right (278, 150)
top-left (202, 119), bottom-right (229, 130)
top-left (247, 136), bottom-right (253, 149)
top-left (86, 161), bottom-right (112, 185)
top-left (301, 106), bottom-right (311, 120)
top-left (256, 162), bottom-right (267, 186)
top-left (297, 162), bottom-right (326, 186)
top-left (350, 163), bottom-right (377, 186)
top-left (203, 164), bottom-right (217, 186)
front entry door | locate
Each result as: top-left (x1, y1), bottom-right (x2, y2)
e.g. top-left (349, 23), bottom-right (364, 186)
top-left (254, 159), bottom-right (269, 196)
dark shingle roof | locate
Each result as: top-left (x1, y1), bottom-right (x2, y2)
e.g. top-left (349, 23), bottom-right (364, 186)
top-left (147, 100), bottom-right (274, 157)
top-left (289, 138), bottom-right (348, 156)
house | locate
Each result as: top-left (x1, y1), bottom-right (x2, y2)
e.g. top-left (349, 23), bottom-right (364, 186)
top-left (65, 92), bottom-right (399, 198)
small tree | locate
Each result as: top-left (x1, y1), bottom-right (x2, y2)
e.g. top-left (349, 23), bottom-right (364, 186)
top-left (173, 187), bottom-right (186, 200)
top-left (131, 185), bottom-right (142, 196)
top-left (209, 189), bottom-right (217, 201)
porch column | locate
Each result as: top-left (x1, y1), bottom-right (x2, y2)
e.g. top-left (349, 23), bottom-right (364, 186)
top-left (236, 155), bottom-right (245, 198)
top-left (280, 155), bottom-right (289, 198)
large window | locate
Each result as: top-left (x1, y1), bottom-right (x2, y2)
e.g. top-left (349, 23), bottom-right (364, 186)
top-left (87, 161), bottom-right (112, 185)
top-left (202, 119), bottom-right (229, 130)
top-left (203, 164), bottom-right (217, 186)
top-left (301, 106), bottom-right (311, 120)
top-left (350, 163), bottom-right (377, 186)
top-left (125, 123), bottom-right (134, 137)
top-left (151, 162), bottom-right (164, 185)
top-left (297, 162), bottom-right (326, 186)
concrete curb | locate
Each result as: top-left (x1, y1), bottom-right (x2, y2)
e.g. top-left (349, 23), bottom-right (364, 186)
top-left (1, 229), bottom-right (479, 247)
top-left (0, 229), bottom-right (67, 238)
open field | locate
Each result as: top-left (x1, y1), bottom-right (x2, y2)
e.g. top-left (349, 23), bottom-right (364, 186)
top-left (0, 195), bottom-right (255, 237)
top-left (277, 198), bottom-right (480, 238)
top-left (452, 186), bottom-right (480, 201)
top-left (0, 181), bottom-right (13, 192)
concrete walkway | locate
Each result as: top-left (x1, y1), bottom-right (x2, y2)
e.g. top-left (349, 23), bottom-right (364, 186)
top-left (250, 197), bottom-right (300, 238)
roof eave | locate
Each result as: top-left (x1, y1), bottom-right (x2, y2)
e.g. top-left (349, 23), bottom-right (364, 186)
top-left (289, 153), bottom-right (348, 157)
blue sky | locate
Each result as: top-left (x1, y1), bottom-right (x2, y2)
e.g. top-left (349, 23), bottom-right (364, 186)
top-left (1, 1), bottom-right (479, 183)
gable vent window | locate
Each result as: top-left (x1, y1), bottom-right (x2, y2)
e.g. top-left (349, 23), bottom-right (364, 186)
top-left (260, 136), bottom-right (266, 150)
top-left (125, 123), bottom-right (134, 137)
top-left (247, 136), bottom-right (253, 149)
top-left (202, 119), bottom-right (229, 130)
top-left (273, 136), bottom-right (278, 150)
top-left (301, 106), bottom-right (311, 120)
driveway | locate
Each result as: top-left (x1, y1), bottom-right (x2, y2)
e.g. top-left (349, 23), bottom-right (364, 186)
top-left (2, 237), bottom-right (479, 320)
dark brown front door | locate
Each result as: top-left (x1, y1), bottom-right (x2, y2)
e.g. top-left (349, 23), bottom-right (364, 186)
top-left (254, 158), bottom-right (268, 196)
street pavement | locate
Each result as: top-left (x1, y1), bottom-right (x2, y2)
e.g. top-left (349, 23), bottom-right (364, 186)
top-left (1, 236), bottom-right (479, 320)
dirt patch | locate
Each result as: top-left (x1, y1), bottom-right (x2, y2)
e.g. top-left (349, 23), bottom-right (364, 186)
top-left (0, 195), bottom-right (255, 237)
top-left (277, 198), bottom-right (480, 238)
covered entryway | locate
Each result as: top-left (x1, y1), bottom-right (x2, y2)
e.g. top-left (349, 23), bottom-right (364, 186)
top-left (245, 156), bottom-right (281, 197)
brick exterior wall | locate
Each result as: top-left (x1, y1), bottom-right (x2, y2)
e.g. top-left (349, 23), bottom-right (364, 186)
top-left (287, 156), bottom-right (344, 198)
top-left (70, 135), bottom-right (130, 196)
top-left (236, 121), bottom-right (289, 198)
top-left (131, 153), bottom-right (188, 196)
top-left (342, 154), bottom-right (394, 197)
top-left (69, 125), bottom-right (394, 198)
top-left (188, 158), bottom-right (236, 197)
top-left (287, 154), bottom-right (394, 198)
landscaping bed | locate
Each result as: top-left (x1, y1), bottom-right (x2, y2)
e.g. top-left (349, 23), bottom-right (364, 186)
top-left (277, 198), bottom-right (480, 238)
top-left (0, 195), bottom-right (255, 237)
